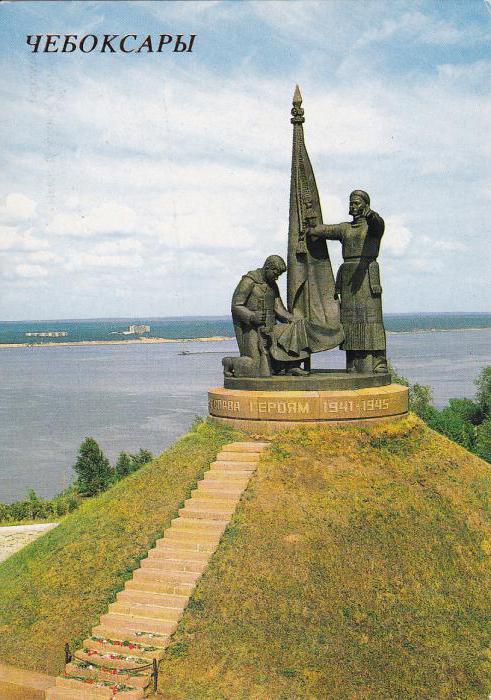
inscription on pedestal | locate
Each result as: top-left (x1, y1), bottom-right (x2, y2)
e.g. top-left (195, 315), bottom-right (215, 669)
top-left (208, 384), bottom-right (408, 424)
top-left (257, 400), bottom-right (310, 416)
top-left (209, 398), bottom-right (241, 413)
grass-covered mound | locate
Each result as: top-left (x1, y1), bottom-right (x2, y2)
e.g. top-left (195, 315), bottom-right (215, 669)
top-left (158, 416), bottom-right (491, 699)
top-left (0, 420), bottom-right (238, 674)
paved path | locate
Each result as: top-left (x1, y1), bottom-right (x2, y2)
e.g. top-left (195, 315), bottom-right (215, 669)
top-left (0, 523), bottom-right (58, 563)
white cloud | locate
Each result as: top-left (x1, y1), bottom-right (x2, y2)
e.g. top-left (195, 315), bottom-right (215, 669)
top-left (93, 239), bottom-right (143, 255)
top-left (431, 240), bottom-right (467, 252)
top-left (0, 225), bottom-right (49, 252)
top-left (47, 201), bottom-right (138, 238)
top-left (14, 263), bottom-right (48, 278)
top-left (410, 258), bottom-right (443, 273)
top-left (65, 252), bottom-right (143, 270)
top-left (356, 10), bottom-right (487, 48)
top-left (0, 193), bottom-right (36, 223)
top-left (155, 190), bottom-right (256, 251)
top-left (383, 216), bottom-right (413, 256)
top-left (26, 250), bottom-right (61, 263)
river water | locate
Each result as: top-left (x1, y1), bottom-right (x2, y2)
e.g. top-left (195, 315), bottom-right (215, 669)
top-left (0, 329), bottom-right (489, 503)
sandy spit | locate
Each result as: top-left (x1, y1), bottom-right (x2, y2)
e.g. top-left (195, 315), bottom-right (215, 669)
top-left (0, 336), bottom-right (235, 349)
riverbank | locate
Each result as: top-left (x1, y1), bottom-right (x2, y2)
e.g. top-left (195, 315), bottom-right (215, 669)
top-left (0, 336), bottom-right (234, 349)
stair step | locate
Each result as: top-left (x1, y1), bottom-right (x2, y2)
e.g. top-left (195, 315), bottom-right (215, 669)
top-left (209, 461), bottom-right (257, 470)
top-left (92, 626), bottom-right (171, 649)
top-left (193, 484), bottom-right (244, 497)
top-left (83, 636), bottom-right (166, 660)
top-left (140, 556), bottom-right (206, 573)
top-left (99, 613), bottom-right (177, 635)
top-left (180, 506), bottom-right (234, 520)
top-left (147, 546), bottom-right (209, 563)
top-left (155, 537), bottom-right (216, 553)
top-left (124, 578), bottom-right (194, 596)
top-left (170, 517), bottom-right (227, 531)
top-left (65, 662), bottom-right (149, 689)
top-left (117, 589), bottom-right (188, 607)
top-left (196, 478), bottom-right (245, 489)
top-left (109, 601), bottom-right (184, 622)
top-left (47, 688), bottom-right (141, 700)
top-left (74, 648), bottom-right (151, 670)
top-left (206, 465), bottom-right (254, 475)
top-left (187, 495), bottom-right (238, 508)
top-left (133, 567), bottom-right (201, 585)
top-left (203, 471), bottom-right (251, 482)
top-left (163, 528), bottom-right (222, 544)
top-left (223, 441), bottom-right (269, 452)
top-left (54, 675), bottom-right (144, 698)
top-left (216, 451), bottom-right (261, 462)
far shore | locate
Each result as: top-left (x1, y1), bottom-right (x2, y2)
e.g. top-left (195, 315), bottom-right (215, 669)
top-left (0, 326), bottom-right (489, 350)
top-left (0, 336), bottom-right (235, 349)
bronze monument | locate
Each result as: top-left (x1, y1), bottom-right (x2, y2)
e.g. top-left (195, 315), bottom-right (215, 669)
top-left (209, 86), bottom-right (408, 430)
top-left (224, 86), bottom-right (388, 384)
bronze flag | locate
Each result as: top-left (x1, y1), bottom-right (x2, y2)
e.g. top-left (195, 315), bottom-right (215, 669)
top-left (286, 85), bottom-right (344, 356)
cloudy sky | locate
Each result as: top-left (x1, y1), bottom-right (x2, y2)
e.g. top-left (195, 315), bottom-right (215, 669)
top-left (0, 0), bottom-right (490, 320)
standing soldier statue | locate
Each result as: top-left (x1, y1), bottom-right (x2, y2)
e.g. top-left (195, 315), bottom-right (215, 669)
top-left (308, 190), bottom-right (388, 374)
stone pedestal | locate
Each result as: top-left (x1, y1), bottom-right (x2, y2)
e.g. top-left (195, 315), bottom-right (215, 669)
top-left (208, 382), bottom-right (408, 435)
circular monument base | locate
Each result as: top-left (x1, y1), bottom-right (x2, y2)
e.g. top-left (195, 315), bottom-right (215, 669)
top-left (224, 370), bottom-right (391, 392)
top-left (208, 383), bottom-right (408, 435)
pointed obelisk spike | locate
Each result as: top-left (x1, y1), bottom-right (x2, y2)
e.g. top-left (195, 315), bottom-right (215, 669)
top-left (291, 85), bottom-right (305, 125)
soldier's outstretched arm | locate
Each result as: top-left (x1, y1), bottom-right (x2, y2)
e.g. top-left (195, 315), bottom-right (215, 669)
top-left (308, 223), bottom-right (345, 240)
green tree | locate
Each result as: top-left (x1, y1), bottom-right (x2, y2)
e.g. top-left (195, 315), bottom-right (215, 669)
top-left (428, 407), bottom-right (476, 451)
top-left (409, 384), bottom-right (433, 418)
top-left (130, 449), bottom-right (153, 469)
top-left (73, 438), bottom-right (113, 496)
top-left (115, 452), bottom-right (133, 479)
top-left (26, 489), bottom-right (41, 520)
top-left (447, 398), bottom-right (482, 425)
top-left (475, 418), bottom-right (491, 463)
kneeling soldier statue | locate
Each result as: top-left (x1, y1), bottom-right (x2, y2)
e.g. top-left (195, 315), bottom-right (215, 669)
top-left (223, 255), bottom-right (309, 378)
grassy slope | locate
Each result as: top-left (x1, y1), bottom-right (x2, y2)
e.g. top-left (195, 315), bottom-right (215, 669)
top-left (0, 420), bottom-right (239, 675)
top-left (158, 416), bottom-right (491, 700)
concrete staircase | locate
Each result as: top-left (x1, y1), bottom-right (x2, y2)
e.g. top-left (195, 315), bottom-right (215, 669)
top-left (45, 441), bottom-right (269, 699)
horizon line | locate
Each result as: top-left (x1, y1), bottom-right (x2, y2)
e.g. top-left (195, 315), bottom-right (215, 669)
top-left (1, 311), bottom-right (490, 324)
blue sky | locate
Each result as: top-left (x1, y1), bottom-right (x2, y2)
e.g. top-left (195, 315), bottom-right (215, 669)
top-left (0, 0), bottom-right (490, 319)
